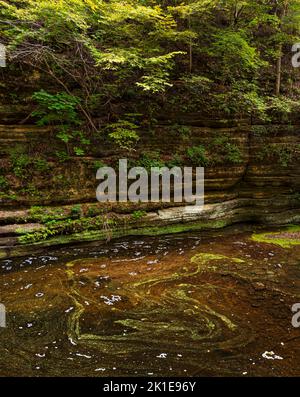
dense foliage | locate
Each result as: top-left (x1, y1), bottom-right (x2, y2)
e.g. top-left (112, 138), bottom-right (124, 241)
top-left (1, 0), bottom-right (300, 150)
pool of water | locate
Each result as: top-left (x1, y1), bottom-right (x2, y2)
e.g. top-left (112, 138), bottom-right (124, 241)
top-left (0, 225), bottom-right (299, 376)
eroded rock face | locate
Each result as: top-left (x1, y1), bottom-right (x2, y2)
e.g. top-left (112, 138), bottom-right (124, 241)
top-left (0, 116), bottom-right (299, 256)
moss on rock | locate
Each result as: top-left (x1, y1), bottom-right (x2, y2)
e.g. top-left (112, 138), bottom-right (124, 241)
top-left (251, 225), bottom-right (300, 248)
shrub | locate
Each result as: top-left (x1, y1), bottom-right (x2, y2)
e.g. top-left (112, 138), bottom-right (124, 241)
top-left (93, 160), bottom-right (106, 172)
top-left (224, 143), bottom-right (243, 164)
top-left (108, 120), bottom-right (139, 150)
top-left (33, 158), bottom-right (50, 172)
top-left (0, 176), bottom-right (8, 190)
top-left (131, 210), bottom-right (147, 220)
top-left (9, 146), bottom-right (31, 178)
top-left (166, 154), bottom-right (183, 168)
top-left (257, 144), bottom-right (294, 167)
top-left (137, 152), bottom-right (165, 170)
top-left (171, 124), bottom-right (191, 139)
top-left (70, 205), bottom-right (82, 218)
top-left (187, 145), bottom-right (209, 166)
top-left (209, 135), bottom-right (243, 164)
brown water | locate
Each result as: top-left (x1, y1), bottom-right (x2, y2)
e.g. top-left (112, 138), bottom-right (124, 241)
top-left (0, 225), bottom-right (299, 377)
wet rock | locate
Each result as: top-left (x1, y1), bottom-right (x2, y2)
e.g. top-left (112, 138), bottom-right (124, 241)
top-left (252, 282), bottom-right (266, 291)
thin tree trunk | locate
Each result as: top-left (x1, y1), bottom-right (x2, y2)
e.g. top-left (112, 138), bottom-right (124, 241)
top-left (275, 43), bottom-right (282, 96)
top-left (275, 1), bottom-right (288, 96)
top-left (189, 40), bottom-right (192, 73)
top-left (188, 14), bottom-right (192, 73)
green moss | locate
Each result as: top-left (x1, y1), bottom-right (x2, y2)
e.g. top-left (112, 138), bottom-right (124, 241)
top-left (16, 218), bottom-right (228, 250)
top-left (28, 206), bottom-right (66, 223)
top-left (251, 225), bottom-right (300, 248)
top-left (0, 251), bottom-right (7, 259)
top-left (129, 219), bottom-right (228, 236)
top-left (18, 215), bottom-right (115, 244)
top-left (131, 210), bottom-right (147, 220)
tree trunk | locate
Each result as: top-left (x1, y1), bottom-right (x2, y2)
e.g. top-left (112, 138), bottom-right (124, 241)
top-left (275, 43), bottom-right (282, 96)
top-left (275, 1), bottom-right (288, 96)
top-left (188, 14), bottom-right (192, 73)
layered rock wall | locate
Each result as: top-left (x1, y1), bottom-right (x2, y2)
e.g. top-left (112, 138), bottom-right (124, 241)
top-left (0, 114), bottom-right (299, 258)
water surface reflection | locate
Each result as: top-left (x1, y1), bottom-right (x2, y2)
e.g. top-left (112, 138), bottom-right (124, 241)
top-left (0, 226), bottom-right (299, 376)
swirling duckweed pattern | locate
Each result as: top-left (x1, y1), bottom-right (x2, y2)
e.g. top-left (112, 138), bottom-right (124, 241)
top-left (0, 227), bottom-right (299, 376)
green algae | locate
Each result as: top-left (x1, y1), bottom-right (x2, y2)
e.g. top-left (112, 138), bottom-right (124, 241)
top-left (62, 249), bottom-right (243, 356)
top-left (1, 228), bottom-right (300, 376)
top-left (251, 225), bottom-right (300, 248)
top-left (191, 253), bottom-right (244, 271)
